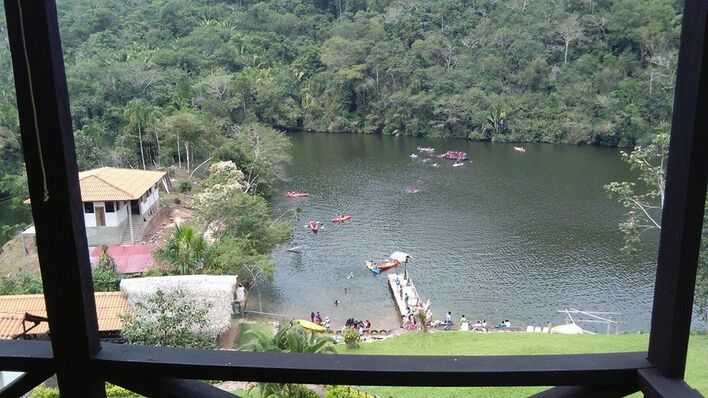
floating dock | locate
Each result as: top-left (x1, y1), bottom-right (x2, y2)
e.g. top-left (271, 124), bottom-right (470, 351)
top-left (387, 272), bottom-right (426, 319)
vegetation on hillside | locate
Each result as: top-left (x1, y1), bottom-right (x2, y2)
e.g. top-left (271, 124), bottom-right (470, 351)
top-left (0, 0), bottom-right (683, 196)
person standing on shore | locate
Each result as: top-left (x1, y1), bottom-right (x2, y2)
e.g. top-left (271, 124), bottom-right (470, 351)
top-left (310, 312), bottom-right (315, 322)
top-left (444, 311), bottom-right (452, 331)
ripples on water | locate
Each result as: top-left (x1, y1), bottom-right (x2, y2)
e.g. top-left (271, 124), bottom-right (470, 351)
top-left (259, 133), bottom-right (691, 332)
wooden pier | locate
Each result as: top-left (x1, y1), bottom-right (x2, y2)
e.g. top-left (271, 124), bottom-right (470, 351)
top-left (387, 272), bottom-right (427, 320)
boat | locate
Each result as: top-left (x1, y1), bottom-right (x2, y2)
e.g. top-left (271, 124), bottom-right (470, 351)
top-left (308, 221), bottom-right (319, 233)
top-left (365, 261), bottom-right (381, 274)
top-left (432, 163), bottom-right (439, 167)
top-left (514, 146), bottom-right (526, 153)
top-left (406, 187), bottom-right (419, 193)
top-left (453, 162), bottom-right (464, 167)
top-left (284, 191), bottom-right (309, 198)
top-left (298, 319), bottom-right (326, 332)
top-left (439, 150), bottom-right (469, 161)
top-left (376, 259), bottom-right (400, 271)
top-left (409, 153), bottom-right (418, 158)
top-left (417, 146), bottom-right (435, 153)
top-left (331, 214), bottom-right (352, 223)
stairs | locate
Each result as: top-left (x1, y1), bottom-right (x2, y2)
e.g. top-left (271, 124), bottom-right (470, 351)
top-left (120, 214), bottom-right (147, 245)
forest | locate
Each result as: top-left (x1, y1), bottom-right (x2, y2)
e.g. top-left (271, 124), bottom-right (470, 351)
top-left (0, 0), bottom-right (682, 195)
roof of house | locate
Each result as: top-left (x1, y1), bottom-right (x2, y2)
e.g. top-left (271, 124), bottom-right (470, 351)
top-left (79, 167), bottom-right (165, 202)
top-left (90, 245), bottom-right (158, 274)
top-left (0, 291), bottom-right (129, 339)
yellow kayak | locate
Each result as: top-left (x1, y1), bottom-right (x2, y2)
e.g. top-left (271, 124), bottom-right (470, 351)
top-left (298, 319), bottom-right (326, 332)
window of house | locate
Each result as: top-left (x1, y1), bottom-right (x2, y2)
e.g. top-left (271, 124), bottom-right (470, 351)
top-left (83, 202), bottom-right (93, 213)
top-left (105, 201), bottom-right (115, 212)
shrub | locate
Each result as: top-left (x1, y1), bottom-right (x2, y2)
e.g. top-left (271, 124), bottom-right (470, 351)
top-left (31, 384), bottom-right (139, 397)
top-left (179, 181), bottom-right (193, 193)
top-left (342, 327), bottom-right (360, 348)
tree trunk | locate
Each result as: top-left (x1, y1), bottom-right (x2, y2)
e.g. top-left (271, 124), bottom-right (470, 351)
top-left (184, 141), bottom-right (190, 172)
top-left (564, 41), bottom-right (569, 64)
top-left (375, 68), bottom-right (380, 96)
top-left (154, 130), bottom-right (161, 166)
top-left (138, 122), bottom-right (146, 170)
top-left (177, 135), bottom-right (182, 168)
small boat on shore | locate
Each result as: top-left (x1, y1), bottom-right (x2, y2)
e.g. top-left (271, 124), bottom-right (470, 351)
top-left (331, 214), bottom-right (352, 223)
top-left (285, 191), bottom-right (309, 198)
top-left (298, 319), bottom-right (325, 332)
top-left (514, 146), bottom-right (526, 153)
top-left (417, 146), bottom-right (435, 153)
top-left (308, 221), bottom-right (319, 233)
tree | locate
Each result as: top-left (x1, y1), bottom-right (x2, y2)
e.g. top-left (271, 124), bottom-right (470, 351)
top-left (120, 289), bottom-right (213, 348)
top-left (123, 99), bottom-right (157, 170)
top-left (163, 110), bottom-right (216, 172)
top-left (605, 132), bottom-right (668, 250)
top-left (606, 132), bottom-right (708, 320)
top-left (557, 15), bottom-right (583, 64)
top-left (154, 225), bottom-right (212, 275)
top-left (483, 104), bottom-right (508, 141)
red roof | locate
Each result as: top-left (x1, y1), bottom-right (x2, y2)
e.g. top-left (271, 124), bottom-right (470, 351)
top-left (90, 245), bottom-right (157, 274)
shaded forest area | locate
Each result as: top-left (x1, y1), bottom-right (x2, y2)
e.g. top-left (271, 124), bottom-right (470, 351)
top-left (0, 0), bottom-right (681, 193)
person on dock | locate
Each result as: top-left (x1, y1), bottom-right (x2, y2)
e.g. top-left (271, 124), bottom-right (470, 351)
top-left (444, 311), bottom-right (452, 331)
top-left (404, 292), bottom-right (409, 305)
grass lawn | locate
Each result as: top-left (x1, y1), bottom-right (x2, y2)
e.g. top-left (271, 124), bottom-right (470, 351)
top-left (334, 332), bottom-right (708, 398)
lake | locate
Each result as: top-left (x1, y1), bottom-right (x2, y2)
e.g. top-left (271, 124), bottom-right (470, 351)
top-left (263, 133), bottom-right (685, 333)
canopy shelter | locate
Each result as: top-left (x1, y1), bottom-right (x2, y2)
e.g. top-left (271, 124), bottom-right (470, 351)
top-left (390, 251), bottom-right (412, 278)
top-left (390, 251), bottom-right (411, 263)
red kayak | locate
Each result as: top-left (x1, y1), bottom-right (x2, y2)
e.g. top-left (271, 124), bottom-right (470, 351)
top-left (309, 221), bottom-right (319, 233)
top-left (285, 191), bottom-right (309, 198)
top-left (374, 259), bottom-right (400, 271)
top-left (331, 214), bottom-right (352, 223)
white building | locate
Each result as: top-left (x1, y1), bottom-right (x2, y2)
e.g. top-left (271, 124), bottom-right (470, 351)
top-left (24, 167), bottom-right (166, 246)
top-left (79, 167), bottom-right (165, 246)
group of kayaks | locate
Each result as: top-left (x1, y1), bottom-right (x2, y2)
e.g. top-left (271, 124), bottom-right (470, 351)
top-left (284, 192), bottom-right (351, 233)
top-left (365, 259), bottom-right (401, 274)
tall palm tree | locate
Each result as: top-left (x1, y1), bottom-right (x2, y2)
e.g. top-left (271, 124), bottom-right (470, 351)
top-left (154, 225), bottom-right (210, 275)
top-left (124, 99), bottom-right (157, 169)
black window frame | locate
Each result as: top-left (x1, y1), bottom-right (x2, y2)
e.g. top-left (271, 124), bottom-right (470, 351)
top-left (0, 0), bottom-right (705, 397)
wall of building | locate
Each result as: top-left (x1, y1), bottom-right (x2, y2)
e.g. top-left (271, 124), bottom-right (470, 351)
top-left (83, 201), bottom-right (131, 246)
top-left (139, 186), bottom-right (160, 217)
top-left (85, 225), bottom-right (124, 246)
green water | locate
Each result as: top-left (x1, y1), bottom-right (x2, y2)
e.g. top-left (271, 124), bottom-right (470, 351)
top-left (264, 133), bottom-right (682, 332)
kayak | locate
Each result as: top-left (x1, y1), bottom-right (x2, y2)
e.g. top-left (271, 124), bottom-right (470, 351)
top-left (298, 319), bottom-right (325, 332)
top-left (439, 150), bottom-right (469, 161)
top-left (309, 221), bottom-right (319, 233)
top-left (417, 146), bottom-right (435, 153)
top-left (376, 259), bottom-right (400, 271)
top-left (453, 162), bottom-right (464, 167)
top-left (365, 261), bottom-right (381, 274)
top-left (285, 191), bottom-right (309, 198)
top-left (331, 214), bottom-right (352, 223)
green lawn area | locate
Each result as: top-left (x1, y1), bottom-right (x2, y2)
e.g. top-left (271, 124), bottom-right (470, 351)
top-left (335, 332), bottom-right (708, 398)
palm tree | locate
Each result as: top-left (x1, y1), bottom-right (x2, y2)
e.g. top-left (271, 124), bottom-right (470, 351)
top-left (154, 225), bottom-right (210, 275)
top-left (240, 324), bottom-right (336, 397)
top-left (484, 105), bottom-right (507, 141)
top-left (123, 99), bottom-right (157, 169)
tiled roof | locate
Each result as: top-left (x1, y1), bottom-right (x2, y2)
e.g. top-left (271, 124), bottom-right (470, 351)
top-left (78, 167), bottom-right (165, 202)
top-left (0, 291), bottom-right (129, 339)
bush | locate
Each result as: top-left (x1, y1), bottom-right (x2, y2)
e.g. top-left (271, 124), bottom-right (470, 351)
top-left (0, 270), bottom-right (43, 295)
top-left (92, 265), bottom-right (122, 292)
top-left (31, 384), bottom-right (139, 397)
top-left (342, 327), bottom-right (360, 349)
top-left (179, 181), bottom-right (193, 193)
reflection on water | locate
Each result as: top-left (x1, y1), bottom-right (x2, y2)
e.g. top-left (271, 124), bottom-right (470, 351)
top-left (258, 133), bottom-right (683, 332)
